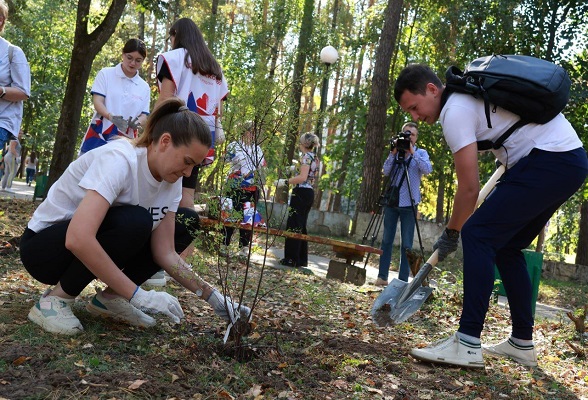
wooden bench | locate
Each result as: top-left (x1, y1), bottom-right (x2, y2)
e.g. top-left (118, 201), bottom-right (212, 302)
top-left (199, 217), bottom-right (382, 285)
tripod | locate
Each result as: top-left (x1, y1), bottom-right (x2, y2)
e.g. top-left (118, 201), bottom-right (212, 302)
top-left (361, 149), bottom-right (425, 271)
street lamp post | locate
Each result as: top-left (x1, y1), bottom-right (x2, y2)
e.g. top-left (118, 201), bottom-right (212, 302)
top-left (314, 45), bottom-right (339, 138)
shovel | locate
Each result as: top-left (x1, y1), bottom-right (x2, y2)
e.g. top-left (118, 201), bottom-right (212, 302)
top-left (371, 164), bottom-right (506, 326)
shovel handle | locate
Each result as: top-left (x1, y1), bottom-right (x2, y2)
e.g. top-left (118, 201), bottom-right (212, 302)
top-left (476, 164), bottom-right (505, 208)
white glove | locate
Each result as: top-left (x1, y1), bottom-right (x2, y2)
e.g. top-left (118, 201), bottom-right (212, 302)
top-left (215, 120), bottom-right (225, 144)
top-left (130, 287), bottom-right (184, 323)
top-left (276, 178), bottom-right (288, 187)
top-left (128, 116), bottom-right (141, 130)
top-left (110, 115), bottom-right (129, 133)
top-left (206, 289), bottom-right (251, 323)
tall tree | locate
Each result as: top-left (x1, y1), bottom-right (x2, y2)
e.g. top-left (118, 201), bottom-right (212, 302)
top-left (47, 0), bottom-right (127, 189)
top-left (355, 0), bottom-right (403, 213)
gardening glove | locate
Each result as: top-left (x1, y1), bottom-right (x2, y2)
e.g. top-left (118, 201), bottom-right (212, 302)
top-left (128, 116), bottom-right (141, 131)
top-left (215, 120), bottom-right (225, 144)
top-left (206, 289), bottom-right (251, 324)
top-left (433, 228), bottom-right (460, 262)
top-left (276, 178), bottom-right (288, 187)
top-left (130, 287), bottom-right (184, 323)
top-left (110, 115), bottom-right (129, 133)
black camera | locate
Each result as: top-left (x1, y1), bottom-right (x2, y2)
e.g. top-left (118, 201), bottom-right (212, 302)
top-left (390, 131), bottom-right (412, 154)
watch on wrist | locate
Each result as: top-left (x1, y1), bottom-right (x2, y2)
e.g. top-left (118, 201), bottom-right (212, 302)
top-left (0, 87), bottom-right (6, 98)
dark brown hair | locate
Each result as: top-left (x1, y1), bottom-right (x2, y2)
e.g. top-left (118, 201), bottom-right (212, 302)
top-left (393, 64), bottom-right (443, 103)
top-left (169, 18), bottom-right (223, 81)
top-left (135, 97), bottom-right (212, 149)
top-left (122, 38), bottom-right (147, 58)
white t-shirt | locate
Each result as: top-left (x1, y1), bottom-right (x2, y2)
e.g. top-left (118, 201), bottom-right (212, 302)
top-left (28, 139), bottom-right (182, 233)
top-left (79, 64), bottom-right (151, 154)
top-left (0, 38), bottom-right (31, 137)
top-left (156, 48), bottom-right (228, 165)
top-left (225, 140), bottom-right (266, 188)
top-left (440, 93), bottom-right (582, 168)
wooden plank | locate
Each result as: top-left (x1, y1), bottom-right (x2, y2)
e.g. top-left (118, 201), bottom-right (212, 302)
top-left (199, 217), bottom-right (382, 255)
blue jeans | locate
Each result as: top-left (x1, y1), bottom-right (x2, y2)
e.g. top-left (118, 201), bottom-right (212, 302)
top-left (378, 205), bottom-right (416, 281)
top-left (458, 148), bottom-right (588, 340)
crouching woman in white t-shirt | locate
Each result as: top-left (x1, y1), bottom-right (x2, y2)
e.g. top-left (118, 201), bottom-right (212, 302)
top-left (20, 97), bottom-right (250, 335)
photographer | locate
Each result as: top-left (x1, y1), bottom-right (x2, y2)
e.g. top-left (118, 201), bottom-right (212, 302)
top-left (375, 122), bottom-right (432, 286)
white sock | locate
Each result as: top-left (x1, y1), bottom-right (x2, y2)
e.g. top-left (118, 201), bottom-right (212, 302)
top-left (456, 331), bottom-right (481, 345)
top-left (510, 336), bottom-right (534, 347)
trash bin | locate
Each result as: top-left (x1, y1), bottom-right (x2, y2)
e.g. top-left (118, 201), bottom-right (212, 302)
top-left (494, 249), bottom-right (543, 316)
top-left (33, 174), bottom-right (48, 201)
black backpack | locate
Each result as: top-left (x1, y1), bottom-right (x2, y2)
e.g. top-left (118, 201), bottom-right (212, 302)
top-left (443, 54), bottom-right (571, 150)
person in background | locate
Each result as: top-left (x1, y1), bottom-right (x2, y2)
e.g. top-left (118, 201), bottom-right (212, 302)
top-left (222, 121), bottom-right (267, 258)
top-left (0, 0), bottom-right (30, 153)
top-left (24, 150), bottom-right (37, 186)
top-left (276, 133), bottom-right (320, 268)
top-left (393, 63), bottom-right (587, 368)
top-left (375, 122), bottom-right (432, 286)
top-left (20, 98), bottom-right (250, 336)
top-left (151, 18), bottom-right (228, 286)
top-left (0, 129), bottom-right (21, 192)
top-left (79, 38), bottom-right (150, 154)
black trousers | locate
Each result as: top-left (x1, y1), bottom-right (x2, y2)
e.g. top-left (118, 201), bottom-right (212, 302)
top-left (223, 186), bottom-right (259, 247)
top-left (284, 187), bottom-right (314, 266)
top-left (20, 205), bottom-right (199, 297)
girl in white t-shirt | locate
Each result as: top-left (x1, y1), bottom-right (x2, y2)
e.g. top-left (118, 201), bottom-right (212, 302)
top-left (20, 98), bottom-right (250, 336)
top-left (79, 38), bottom-right (151, 154)
top-left (155, 18), bottom-right (229, 209)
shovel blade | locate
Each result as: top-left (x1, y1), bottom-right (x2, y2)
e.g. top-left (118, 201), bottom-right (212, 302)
top-left (371, 278), bottom-right (434, 326)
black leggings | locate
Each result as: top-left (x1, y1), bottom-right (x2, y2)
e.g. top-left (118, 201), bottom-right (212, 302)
top-left (284, 187), bottom-right (314, 266)
top-left (20, 206), bottom-right (199, 297)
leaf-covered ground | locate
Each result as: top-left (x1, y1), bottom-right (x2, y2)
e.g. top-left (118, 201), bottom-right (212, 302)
top-left (0, 198), bottom-right (586, 400)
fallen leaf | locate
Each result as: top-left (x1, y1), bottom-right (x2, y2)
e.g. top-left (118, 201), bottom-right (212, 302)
top-left (12, 356), bottom-right (30, 366)
top-left (128, 379), bottom-right (147, 390)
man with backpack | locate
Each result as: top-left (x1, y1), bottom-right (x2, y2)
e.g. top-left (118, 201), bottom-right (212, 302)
top-left (393, 62), bottom-right (587, 368)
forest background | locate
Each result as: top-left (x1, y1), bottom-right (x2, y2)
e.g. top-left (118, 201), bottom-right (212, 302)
top-left (4, 0), bottom-right (588, 264)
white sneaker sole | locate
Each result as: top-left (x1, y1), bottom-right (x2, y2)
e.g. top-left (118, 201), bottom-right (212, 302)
top-left (28, 305), bottom-right (83, 335)
top-left (86, 300), bottom-right (156, 328)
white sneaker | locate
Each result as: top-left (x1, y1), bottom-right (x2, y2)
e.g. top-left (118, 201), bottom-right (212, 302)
top-left (143, 270), bottom-right (166, 287)
top-left (28, 289), bottom-right (84, 335)
top-left (238, 246), bottom-right (249, 258)
top-left (410, 334), bottom-right (485, 368)
top-left (86, 288), bottom-right (156, 328)
top-left (482, 338), bottom-right (537, 367)
top-left (3, 188), bottom-right (14, 193)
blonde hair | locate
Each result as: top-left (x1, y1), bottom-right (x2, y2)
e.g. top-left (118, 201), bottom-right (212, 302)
top-left (299, 132), bottom-right (319, 150)
top-left (0, 0), bottom-right (8, 33)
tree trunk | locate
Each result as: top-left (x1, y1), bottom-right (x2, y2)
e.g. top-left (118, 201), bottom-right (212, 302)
top-left (276, 0), bottom-right (314, 204)
top-left (575, 199), bottom-right (588, 265)
top-left (355, 0), bottom-right (403, 213)
top-left (47, 0), bottom-right (127, 190)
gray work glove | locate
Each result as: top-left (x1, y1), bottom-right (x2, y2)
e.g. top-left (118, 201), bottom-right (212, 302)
top-left (128, 116), bottom-right (141, 131)
top-left (206, 289), bottom-right (251, 324)
top-left (433, 228), bottom-right (460, 262)
top-left (110, 115), bottom-right (129, 133)
top-left (130, 287), bottom-right (184, 323)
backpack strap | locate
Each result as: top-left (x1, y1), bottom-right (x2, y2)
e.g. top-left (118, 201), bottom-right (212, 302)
top-left (476, 119), bottom-right (529, 151)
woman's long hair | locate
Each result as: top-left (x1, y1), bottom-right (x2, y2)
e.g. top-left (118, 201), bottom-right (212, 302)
top-left (29, 151), bottom-right (36, 164)
top-left (169, 18), bottom-right (223, 81)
